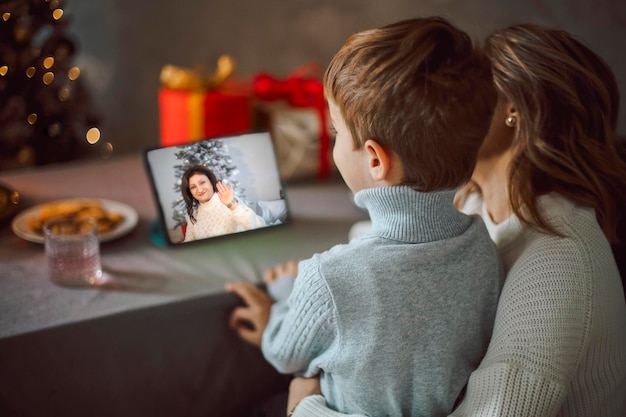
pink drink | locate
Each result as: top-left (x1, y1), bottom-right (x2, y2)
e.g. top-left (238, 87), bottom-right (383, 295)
top-left (44, 218), bottom-right (103, 286)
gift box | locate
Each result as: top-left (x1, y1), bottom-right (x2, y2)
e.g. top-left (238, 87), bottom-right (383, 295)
top-left (158, 56), bottom-right (251, 146)
top-left (253, 64), bottom-right (334, 181)
top-left (159, 89), bottom-right (250, 146)
top-left (258, 102), bottom-right (332, 181)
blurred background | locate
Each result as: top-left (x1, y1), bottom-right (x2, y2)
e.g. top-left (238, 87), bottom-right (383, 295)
top-left (1, 0), bottom-right (625, 170)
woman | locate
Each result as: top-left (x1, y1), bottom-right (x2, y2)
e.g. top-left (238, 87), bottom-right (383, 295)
top-left (287, 23), bottom-right (626, 417)
top-left (181, 165), bottom-right (264, 242)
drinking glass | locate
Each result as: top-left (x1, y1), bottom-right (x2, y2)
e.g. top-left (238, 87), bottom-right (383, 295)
top-left (44, 217), bottom-right (103, 287)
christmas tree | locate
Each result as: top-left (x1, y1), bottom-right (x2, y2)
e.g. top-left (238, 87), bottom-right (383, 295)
top-left (0, 0), bottom-right (103, 171)
top-left (171, 140), bottom-right (245, 228)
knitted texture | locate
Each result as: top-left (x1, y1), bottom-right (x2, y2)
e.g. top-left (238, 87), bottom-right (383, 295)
top-left (263, 186), bottom-right (502, 416)
top-left (450, 193), bottom-right (626, 417)
top-left (291, 193), bottom-right (626, 417)
top-left (183, 193), bottom-right (264, 241)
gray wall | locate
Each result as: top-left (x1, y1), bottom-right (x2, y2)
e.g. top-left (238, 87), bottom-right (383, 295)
top-left (64, 0), bottom-right (626, 158)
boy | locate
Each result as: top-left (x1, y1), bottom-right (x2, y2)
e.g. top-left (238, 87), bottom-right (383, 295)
top-left (227, 17), bottom-right (502, 416)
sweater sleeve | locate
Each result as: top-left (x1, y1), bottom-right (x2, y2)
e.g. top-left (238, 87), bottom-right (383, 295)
top-left (293, 395), bottom-right (365, 417)
top-left (261, 258), bottom-right (337, 376)
top-left (231, 202), bottom-right (266, 230)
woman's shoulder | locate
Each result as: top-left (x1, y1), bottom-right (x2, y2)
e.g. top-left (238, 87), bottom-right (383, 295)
top-left (507, 194), bottom-right (617, 298)
top-left (536, 194), bottom-right (610, 254)
top-left (538, 191), bottom-right (582, 212)
top-left (515, 203), bottom-right (606, 270)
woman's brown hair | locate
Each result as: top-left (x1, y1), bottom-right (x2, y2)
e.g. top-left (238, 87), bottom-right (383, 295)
top-left (484, 24), bottom-right (626, 242)
top-left (181, 165), bottom-right (218, 224)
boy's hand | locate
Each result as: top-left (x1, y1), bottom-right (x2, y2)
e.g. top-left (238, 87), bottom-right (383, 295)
top-left (263, 260), bottom-right (299, 285)
top-left (263, 260), bottom-right (299, 301)
top-left (288, 376), bottom-right (321, 416)
top-left (225, 282), bottom-right (272, 347)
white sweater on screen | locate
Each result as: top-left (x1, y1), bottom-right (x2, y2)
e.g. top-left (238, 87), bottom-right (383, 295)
top-left (294, 193), bottom-right (626, 417)
top-left (183, 193), bottom-right (264, 242)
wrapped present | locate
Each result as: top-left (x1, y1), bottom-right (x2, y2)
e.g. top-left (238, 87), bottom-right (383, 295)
top-left (253, 64), bottom-right (334, 181)
top-left (159, 56), bottom-right (251, 146)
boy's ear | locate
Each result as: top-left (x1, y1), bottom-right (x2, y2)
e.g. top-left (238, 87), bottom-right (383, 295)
top-left (363, 139), bottom-right (394, 182)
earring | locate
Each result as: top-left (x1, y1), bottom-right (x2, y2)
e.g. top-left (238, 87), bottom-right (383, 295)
top-left (505, 115), bottom-right (517, 127)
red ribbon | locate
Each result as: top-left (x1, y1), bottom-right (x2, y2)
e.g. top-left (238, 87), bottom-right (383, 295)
top-left (253, 65), bottom-right (330, 179)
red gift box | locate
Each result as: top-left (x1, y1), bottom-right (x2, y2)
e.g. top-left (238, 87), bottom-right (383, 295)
top-left (158, 57), bottom-right (252, 146)
top-left (253, 64), bottom-right (333, 180)
top-left (158, 88), bottom-right (250, 146)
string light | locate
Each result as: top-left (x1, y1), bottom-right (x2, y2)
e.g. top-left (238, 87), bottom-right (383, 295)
top-left (8, 190), bottom-right (19, 205)
top-left (4, 0), bottom-right (104, 166)
top-left (42, 72), bottom-right (54, 85)
top-left (48, 123), bottom-right (61, 137)
top-left (43, 57), bottom-right (54, 69)
top-left (101, 142), bottom-right (114, 158)
top-left (86, 127), bottom-right (101, 144)
top-left (58, 86), bottom-right (70, 101)
top-left (17, 147), bottom-right (34, 165)
top-left (68, 67), bottom-right (80, 80)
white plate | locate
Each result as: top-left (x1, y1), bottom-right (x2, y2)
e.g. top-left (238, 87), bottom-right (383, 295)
top-left (11, 198), bottom-right (138, 244)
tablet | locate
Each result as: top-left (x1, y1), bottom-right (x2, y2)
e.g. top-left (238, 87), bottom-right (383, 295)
top-left (144, 132), bottom-right (289, 246)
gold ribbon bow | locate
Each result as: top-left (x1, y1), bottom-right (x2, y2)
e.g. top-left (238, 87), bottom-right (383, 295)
top-left (160, 55), bottom-right (235, 91)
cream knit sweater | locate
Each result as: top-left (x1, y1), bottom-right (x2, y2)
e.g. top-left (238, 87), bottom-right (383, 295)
top-left (182, 193), bottom-right (264, 242)
top-left (293, 193), bottom-right (626, 417)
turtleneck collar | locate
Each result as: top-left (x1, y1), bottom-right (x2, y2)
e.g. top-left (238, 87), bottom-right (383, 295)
top-left (353, 186), bottom-right (471, 243)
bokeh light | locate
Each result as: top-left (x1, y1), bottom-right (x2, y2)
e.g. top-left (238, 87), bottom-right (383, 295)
top-left (43, 57), bottom-right (54, 69)
top-left (86, 127), bottom-right (101, 144)
top-left (27, 114), bottom-right (38, 125)
top-left (101, 142), bottom-right (114, 158)
top-left (68, 67), bottom-right (80, 80)
top-left (42, 72), bottom-right (54, 85)
top-left (52, 9), bottom-right (63, 20)
top-left (58, 86), bottom-right (70, 101)
top-left (17, 147), bottom-right (34, 165)
top-left (48, 123), bottom-right (61, 137)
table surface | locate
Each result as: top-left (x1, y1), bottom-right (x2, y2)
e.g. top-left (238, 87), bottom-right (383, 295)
top-left (0, 153), bottom-right (366, 339)
top-left (0, 153), bottom-right (368, 417)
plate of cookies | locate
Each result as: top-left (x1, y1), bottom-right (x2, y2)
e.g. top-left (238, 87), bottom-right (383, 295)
top-left (11, 198), bottom-right (138, 244)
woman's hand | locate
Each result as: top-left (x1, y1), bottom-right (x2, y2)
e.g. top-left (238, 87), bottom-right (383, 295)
top-left (225, 282), bottom-right (272, 347)
top-left (288, 376), bottom-right (321, 416)
top-left (216, 181), bottom-right (237, 209)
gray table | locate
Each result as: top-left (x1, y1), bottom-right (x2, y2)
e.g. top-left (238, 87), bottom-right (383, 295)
top-left (0, 154), bottom-right (366, 417)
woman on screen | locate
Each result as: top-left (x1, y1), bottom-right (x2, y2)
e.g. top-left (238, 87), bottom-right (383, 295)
top-left (181, 165), bottom-right (265, 242)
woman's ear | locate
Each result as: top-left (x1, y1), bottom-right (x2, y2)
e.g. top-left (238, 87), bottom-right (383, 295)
top-left (363, 139), bottom-right (399, 183)
top-left (506, 102), bottom-right (516, 114)
top-left (505, 102), bottom-right (519, 127)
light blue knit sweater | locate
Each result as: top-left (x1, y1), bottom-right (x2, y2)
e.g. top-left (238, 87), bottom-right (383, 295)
top-left (262, 186), bottom-right (503, 416)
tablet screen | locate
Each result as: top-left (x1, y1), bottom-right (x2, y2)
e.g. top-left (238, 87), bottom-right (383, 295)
top-left (144, 132), bottom-right (289, 245)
